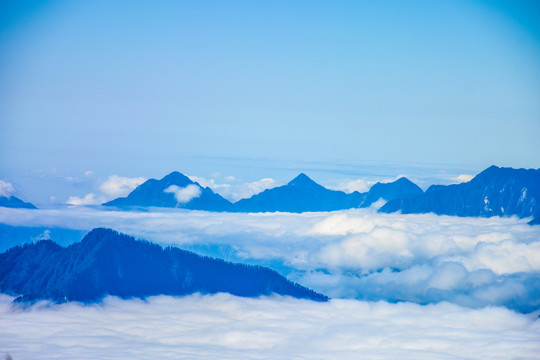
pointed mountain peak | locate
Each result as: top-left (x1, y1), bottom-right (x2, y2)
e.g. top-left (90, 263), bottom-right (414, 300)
top-left (161, 171), bottom-right (194, 186)
top-left (477, 165), bottom-right (500, 176)
top-left (288, 173), bottom-right (319, 187)
top-left (395, 177), bottom-right (411, 183)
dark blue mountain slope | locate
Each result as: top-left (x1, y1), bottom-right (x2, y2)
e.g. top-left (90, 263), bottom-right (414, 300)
top-left (102, 171), bottom-right (232, 211)
top-left (380, 166), bottom-right (540, 220)
top-left (232, 173), bottom-right (365, 213)
top-left (0, 196), bottom-right (37, 209)
top-left (0, 228), bottom-right (327, 303)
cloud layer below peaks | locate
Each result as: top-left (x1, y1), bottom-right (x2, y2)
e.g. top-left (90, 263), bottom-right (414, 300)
top-left (0, 207), bottom-right (539, 311)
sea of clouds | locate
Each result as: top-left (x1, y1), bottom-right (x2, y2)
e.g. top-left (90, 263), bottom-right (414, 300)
top-left (1, 294), bottom-right (539, 360)
top-left (1, 206), bottom-right (539, 311)
top-left (1, 206), bottom-right (539, 358)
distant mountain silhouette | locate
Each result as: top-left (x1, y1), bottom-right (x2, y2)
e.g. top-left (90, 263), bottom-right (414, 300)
top-left (103, 171), bottom-right (232, 211)
top-left (232, 173), bottom-right (364, 213)
top-left (233, 174), bottom-right (423, 213)
top-left (0, 228), bottom-right (327, 303)
top-left (359, 177), bottom-right (424, 208)
top-left (103, 171), bottom-right (424, 213)
top-left (0, 196), bottom-right (37, 209)
top-left (380, 166), bottom-right (540, 222)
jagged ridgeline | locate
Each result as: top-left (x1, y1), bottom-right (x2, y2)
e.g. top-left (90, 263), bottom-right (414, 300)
top-left (102, 171), bottom-right (422, 213)
top-left (0, 228), bottom-right (327, 303)
top-left (380, 166), bottom-right (540, 224)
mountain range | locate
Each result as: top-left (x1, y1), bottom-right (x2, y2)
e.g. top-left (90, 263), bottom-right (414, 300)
top-left (103, 172), bottom-right (423, 213)
top-left (5, 165), bottom-right (538, 224)
top-left (0, 196), bottom-right (37, 209)
top-left (0, 228), bottom-right (327, 303)
top-left (379, 165), bottom-right (540, 224)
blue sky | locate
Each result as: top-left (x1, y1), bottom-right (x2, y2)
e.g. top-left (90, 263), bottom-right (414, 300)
top-left (1, 0), bottom-right (539, 204)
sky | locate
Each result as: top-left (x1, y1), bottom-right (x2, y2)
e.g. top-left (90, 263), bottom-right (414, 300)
top-left (1, 0), bottom-right (540, 205)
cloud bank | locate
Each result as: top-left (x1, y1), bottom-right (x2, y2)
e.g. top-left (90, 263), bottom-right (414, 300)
top-left (1, 294), bottom-right (538, 360)
top-left (0, 207), bottom-right (539, 312)
top-left (1, 207), bottom-right (539, 358)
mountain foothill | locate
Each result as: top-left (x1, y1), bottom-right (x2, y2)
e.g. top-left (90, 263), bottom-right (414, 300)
top-left (0, 228), bottom-right (328, 304)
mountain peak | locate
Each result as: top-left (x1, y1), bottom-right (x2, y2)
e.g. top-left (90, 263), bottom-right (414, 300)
top-left (476, 165), bottom-right (501, 176)
top-left (288, 173), bottom-right (318, 187)
top-left (161, 171), bottom-right (193, 186)
top-left (79, 228), bottom-right (124, 247)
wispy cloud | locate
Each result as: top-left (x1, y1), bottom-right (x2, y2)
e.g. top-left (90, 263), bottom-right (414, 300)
top-left (65, 193), bottom-right (105, 206)
top-left (188, 175), bottom-right (278, 201)
top-left (64, 175), bottom-right (146, 205)
top-left (327, 175), bottom-right (407, 194)
top-left (0, 180), bottom-right (15, 197)
top-left (99, 175), bottom-right (146, 197)
top-left (453, 174), bottom-right (474, 183)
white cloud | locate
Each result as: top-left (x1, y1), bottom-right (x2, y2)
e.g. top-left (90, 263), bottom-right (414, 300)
top-left (0, 294), bottom-right (538, 360)
top-left (0, 207), bottom-right (539, 312)
top-left (369, 198), bottom-right (387, 210)
top-left (65, 193), bottom-right (104, 206)
top-left (99, 175), bottom-right (146, 197)
top-left (450, 240), bottom-right (540, 274)
top-left (453, 174), bottom-right (474, 183)
top-left (0, 180), bottom-right (15, 197)
top-left (331, 178), bottom-right (375, 193)
top-left (329, 175), bottom-right (408, 194)
top-left (240, 178), bottom-right (277, 199)
top-left (64, 175), bottom-right (146, 206)
top-left (310, 213), bottom-right (377, 235)
top-left (188, 175), bottom-right (217, 189)
top-left (164, 184), bottom-right (202, 203)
